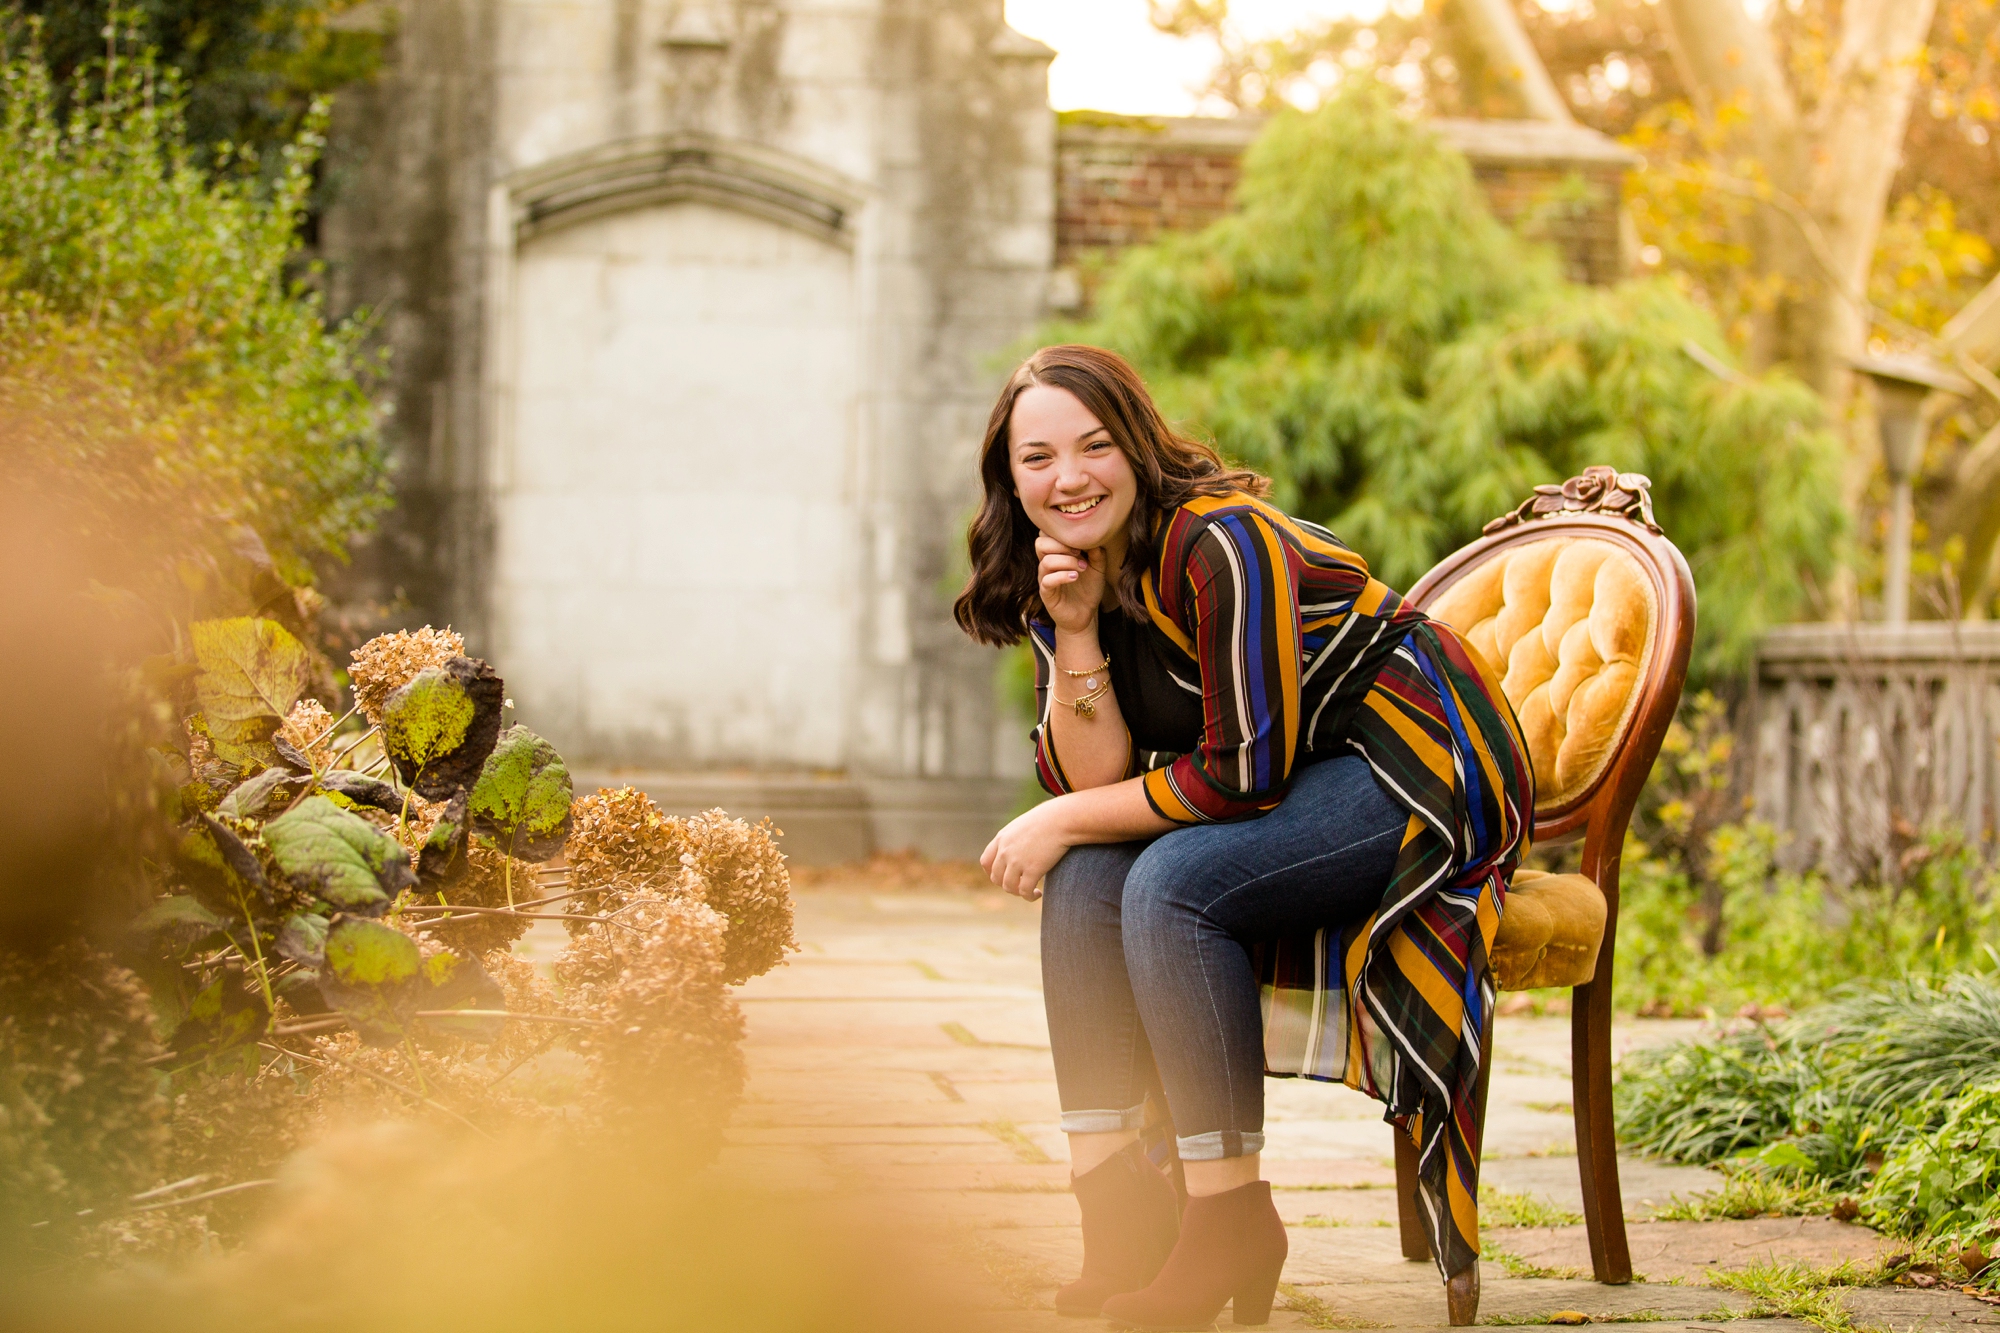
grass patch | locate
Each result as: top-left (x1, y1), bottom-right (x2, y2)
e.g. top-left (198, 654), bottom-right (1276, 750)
top-left (1480, 1312), bottom-right (1675, 1326)
top-left (1705, 1258), bottom-right (1884, 1333)
top-left (1525, 1101), bottom-right (1575, 1115)
top-left (980, 1119), bottom-right (1053, 1164)
top-left (1278, 1282), bottom-right (1385, 1329)
top-left (1480, 1238), bottom-right (1587, 1280)
top-left (908, 959), bottom-right (945, 980)
top-left (1652, 1170), bottom-right (1844, 1221)
top-left (1482, 1186), bottom-right (1584, 1228)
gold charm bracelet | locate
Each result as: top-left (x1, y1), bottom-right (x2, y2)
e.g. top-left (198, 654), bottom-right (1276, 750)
top-left (1057, 655), bottom-right (1112, 719)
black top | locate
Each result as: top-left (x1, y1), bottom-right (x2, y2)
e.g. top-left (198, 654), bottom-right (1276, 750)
top-left (1096, 606), bottom-right (1206, 762)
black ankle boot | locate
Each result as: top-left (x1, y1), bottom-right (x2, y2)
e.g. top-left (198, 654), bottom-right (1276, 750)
top-left (1054, 1140), bottom-right (1182, 1317)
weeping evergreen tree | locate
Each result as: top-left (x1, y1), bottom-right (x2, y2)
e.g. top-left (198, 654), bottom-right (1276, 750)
top-left (1057, 80), bottom-right (1843, 681)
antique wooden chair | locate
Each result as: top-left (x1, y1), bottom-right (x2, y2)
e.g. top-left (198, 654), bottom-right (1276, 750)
top-left (1397, 467), bottom-right (1696, 1325)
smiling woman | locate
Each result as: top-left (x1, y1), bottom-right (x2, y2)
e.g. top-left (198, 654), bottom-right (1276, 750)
top-left (951, 345), bottom-right (1533, 1329)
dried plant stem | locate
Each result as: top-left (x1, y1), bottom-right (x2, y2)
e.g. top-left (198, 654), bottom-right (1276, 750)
top-left (412, 1009), bottom-right (611, 1028)
top-left (264, 1041), bottom-right (495, 1142)
top-left (328, 724), bottom-right (380, 768)
top-left (303, 702), bottom-right (361, 751)
top-left (128, 1178), bottom-right (276, 1214)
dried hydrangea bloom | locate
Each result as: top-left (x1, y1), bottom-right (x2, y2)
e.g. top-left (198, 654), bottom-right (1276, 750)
top-left (564, 788), bottom-right (797, 985)
top-left (557, 892), bottom-right (745, 1154)
top-left (678, 809), bottom-right (797, 985)
top-left (419, 843), bottom-right (538, 955)
top-left (278, 698), bottom-right (336, 768)
top-left (347, 626), bottom-right (466, 724)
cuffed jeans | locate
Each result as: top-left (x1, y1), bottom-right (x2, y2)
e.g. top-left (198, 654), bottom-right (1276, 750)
top-left (1041, 755), bottom-right (1406, 1161)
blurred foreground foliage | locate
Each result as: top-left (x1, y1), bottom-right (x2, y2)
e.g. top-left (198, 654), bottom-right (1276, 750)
top-left (1051, 81), bottom-right (1845, 682)
top-left (0, 31), bottom-right (387, 583)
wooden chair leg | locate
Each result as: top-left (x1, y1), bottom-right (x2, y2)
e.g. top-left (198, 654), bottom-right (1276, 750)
top-left (1571, 969), bottom-right (1632, 1284)
top-left (1393, 1129), bottom-right (1430, 1262)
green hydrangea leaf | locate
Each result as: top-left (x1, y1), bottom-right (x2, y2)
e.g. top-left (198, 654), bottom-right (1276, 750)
top-left (468, 725), bottom-right (574, 862)
top-left (318, 916), bottom-right (420, 1043)
top-left (317, 916), bottom-right (504, 1046)
top-left (169, 973), bottom-right (271, 1073)
top-left (216, 767), bottom-right (298, 819)
top-left (191, 617), bottom-right (311, 767)
top-left (274, 911), bottom-right (329, 966)
top-left (132, 895), bottom-right (227, 956)
top-left (264, 795), bottom-right (415, 912)
top-left (381, 656), bottom-right (505, 800)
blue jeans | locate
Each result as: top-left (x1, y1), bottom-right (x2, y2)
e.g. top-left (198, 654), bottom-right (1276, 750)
top-left (1041, 755), bottom-right (1406, 1161)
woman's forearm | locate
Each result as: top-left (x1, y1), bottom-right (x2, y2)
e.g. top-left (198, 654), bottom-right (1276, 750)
top-left (1045, 625), bottom-right (1132, 790)
top-left (1053, 776), bottom-right (1176, 845)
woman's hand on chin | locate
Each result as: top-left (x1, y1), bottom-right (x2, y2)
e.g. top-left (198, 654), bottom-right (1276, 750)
top-left (1036, 535), bottom-right (1104, 636)
top-left (981, 797), bottom-right (1075, 900)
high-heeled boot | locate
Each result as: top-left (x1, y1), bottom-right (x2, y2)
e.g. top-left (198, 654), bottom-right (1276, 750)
top-left (1099, 1179), bottom-right (1288, 1330)
top-left (1054, 1140), bottom-right (1182, 1317)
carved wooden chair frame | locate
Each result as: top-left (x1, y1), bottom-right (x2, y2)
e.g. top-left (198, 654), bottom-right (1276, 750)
top-left (1397, 475), bottom-right (1697, 1315)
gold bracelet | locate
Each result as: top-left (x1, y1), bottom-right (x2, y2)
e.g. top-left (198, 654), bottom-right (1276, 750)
top-left (1059, 679), bottom-right (1112, 719)
top-left (1058, 654), bottom-right (1110, 678)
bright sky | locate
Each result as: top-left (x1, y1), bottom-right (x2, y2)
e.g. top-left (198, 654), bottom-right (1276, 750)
top-left (1003, 0), bottom-right (1393, 117)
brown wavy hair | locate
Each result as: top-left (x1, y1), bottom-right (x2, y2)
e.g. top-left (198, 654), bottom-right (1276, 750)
top-left (952, 345), bottom-right (1268, 647)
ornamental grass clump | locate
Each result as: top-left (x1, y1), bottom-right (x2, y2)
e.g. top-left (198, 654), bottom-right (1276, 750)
top-left (1617, 973), bottom-right (2000, 1273)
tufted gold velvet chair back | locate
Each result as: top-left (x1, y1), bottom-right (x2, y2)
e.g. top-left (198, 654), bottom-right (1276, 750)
top-left (1408, 471), bottom-right (1694, 830)
top-left (1423, 536), bottom-right (1657, 814)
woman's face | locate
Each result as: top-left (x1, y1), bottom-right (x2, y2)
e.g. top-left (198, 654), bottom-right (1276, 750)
top-left (1007, 384), bottom-right (1138, 553)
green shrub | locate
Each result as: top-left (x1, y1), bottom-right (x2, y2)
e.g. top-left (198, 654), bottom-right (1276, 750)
top-left (0, 39), bottom-right (387, 579)
top-left (1052, 78), bottom-right (1845, 680)
top-left (1864, 1080), bottom-right (2000, 1249)
top-left (1612, 820), bottom-right (2000, 1018)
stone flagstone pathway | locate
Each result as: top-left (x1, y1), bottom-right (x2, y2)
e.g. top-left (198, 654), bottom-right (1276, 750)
top-left (725, 878), bottom-right (1996, 1333)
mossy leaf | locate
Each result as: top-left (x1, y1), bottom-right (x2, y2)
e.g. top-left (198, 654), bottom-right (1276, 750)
top-left (263, 795), bottom-right (414, 913)
top-left (169, 972), bottom-right (271, 1073)
top-left (469, 725), bottom-right (574, 862)
top-left (318, 916), bottom-right (420, 1043)
top-left (191, 617), bottom-right (311, 767)
top-left (381, 656), bottom-right (505, 800)
top-left (198, 814), bottom-right (274, 904)
top-left (413, 949), bottom-right (506, 1042)
top-left (317, 916), bottom-right (503, 1045)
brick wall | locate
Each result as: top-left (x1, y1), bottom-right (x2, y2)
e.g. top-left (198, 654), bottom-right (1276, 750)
top-left (1053, 113), bottom-right (1634, 307)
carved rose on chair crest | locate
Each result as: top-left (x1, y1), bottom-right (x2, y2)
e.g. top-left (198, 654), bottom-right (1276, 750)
top-left (1481, 465), bottom-right (1661, 536)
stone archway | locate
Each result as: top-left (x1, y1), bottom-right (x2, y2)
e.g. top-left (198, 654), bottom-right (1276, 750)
top-left (487, 141), bottom-right (866, 771)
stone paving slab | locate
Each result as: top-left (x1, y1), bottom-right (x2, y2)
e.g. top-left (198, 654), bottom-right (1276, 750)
top-left (726, 883), bottom-right (1980, 1330)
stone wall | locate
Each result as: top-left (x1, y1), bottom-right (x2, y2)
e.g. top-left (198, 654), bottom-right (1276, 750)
top-left (321, 0), bottom-right (1054, 860)
top-left (1051, 113), bottom-right (1634, 309)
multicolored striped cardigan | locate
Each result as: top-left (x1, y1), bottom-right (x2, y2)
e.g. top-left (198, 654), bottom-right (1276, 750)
top-left (1028, 492), bottom-right (1533, 1280)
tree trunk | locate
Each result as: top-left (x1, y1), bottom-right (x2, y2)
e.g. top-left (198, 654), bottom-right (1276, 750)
top-left (1791, 0), bottom-right (1941, 402)
top-left (1454, 0), bottom-right (1574, 123)
top-left (1658, 0), bottom-right (1937, 423)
